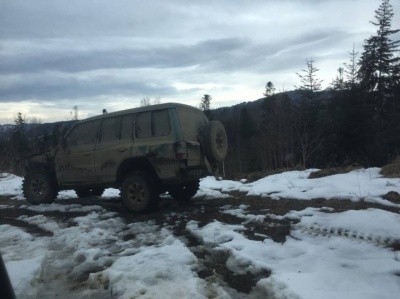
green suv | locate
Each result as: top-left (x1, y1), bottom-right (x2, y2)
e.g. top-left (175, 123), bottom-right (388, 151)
top-left (23, 103), bottom-right (228, 212)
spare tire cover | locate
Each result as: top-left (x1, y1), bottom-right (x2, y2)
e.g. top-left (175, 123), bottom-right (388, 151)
top-left (200, 121), bottom-right (228, 162)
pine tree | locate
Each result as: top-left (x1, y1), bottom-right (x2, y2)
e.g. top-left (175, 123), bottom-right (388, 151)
top-left (358, 0), bottom-right (400, 98)
top-left (344, 44), bottom-right (359, 89)
top-left (331, 67), bottom-right (345, 91)
top-left (296, 58), bottom-right (323, 93)
top-left (263, 81), bottom-right (276, 98)
top-left (9, 112), bottom-right (29, 172)
top-left (70, 105), bottom-right (79, 120)
top-left (200, 94), bottom-right (211, 111)
top-left (200, 94), bottom-right (212, 119)
top-left (12, 112), bottom-right (27, 149)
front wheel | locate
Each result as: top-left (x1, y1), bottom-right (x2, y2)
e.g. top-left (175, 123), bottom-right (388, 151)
top-left (23, 171), bottom-right (58, 205)
top-left (168, 180), bottom-right (200, 201)
top-left (121, 171), bottom-right (159, 212)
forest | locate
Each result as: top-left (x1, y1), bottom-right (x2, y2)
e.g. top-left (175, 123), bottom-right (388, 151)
top-left (0, 0), bottom-right (399, 178)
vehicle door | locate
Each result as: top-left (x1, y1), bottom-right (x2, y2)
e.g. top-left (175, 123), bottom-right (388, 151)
top-left (55, 120), bottom-right (100, 184)
top-left (94, 115), bottom-right (133, 182)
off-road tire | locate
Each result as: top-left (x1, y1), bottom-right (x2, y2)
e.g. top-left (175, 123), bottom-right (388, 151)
top-left (121, 171), bottom-right (160, 212)
top-left (168, 179), bottom-right (200, 201)
top-left (23, 171), bottom-right (58, 205)
top-left (200, 121), bottom-right (228, 163)
top-left (75, 188), bottom-right (105, 198)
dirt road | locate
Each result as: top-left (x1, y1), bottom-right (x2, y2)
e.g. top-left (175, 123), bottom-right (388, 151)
top-left (1, 193), bottom-right (399, 297)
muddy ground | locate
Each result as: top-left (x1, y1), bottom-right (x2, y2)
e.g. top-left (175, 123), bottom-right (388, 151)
top-left (1, 193), bottom-right (399, 296)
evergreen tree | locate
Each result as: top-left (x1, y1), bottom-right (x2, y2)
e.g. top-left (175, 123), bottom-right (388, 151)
top-left (9, 112), bottom-right (29, 173)
top-left (11, 112), bottom-right (28, 152)
top-left (200, 94), bottom-right (212, 111)
top-left (331, 67), bottom-right (345, 91)
top-left (296, 58), bottom-right (323, 93)
top-left (200, 94), bottom-right (212, 119)
top-left (70, 105), bottom-right (79, 120)
top-left (358, 0), bottom-right (400, 98)
top-left (344, 44), bottom-right (359, 89)
top-left (263, 81), bottom-right (276, 98)
top-left (239, 107), bottom-right (255, 138)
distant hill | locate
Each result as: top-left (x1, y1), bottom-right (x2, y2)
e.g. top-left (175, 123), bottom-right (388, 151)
top-left (0, 120), bottom-right (77, 141)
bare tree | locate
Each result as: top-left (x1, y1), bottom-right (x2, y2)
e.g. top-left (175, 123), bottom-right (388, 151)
top-left (140, 97), bottom-right (151, 107)
top-left (294, 118), bottom-right (322, 169)
top-left (140, 97), bottom-right (161, 107)
top-left (153, 96), bottom-right (161, 105)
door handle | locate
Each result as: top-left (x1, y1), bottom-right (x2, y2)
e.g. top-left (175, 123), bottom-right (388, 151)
top-left (83, 152), bottom-right (92, 156)
top-left (119, 148), bottom-right (127, 153)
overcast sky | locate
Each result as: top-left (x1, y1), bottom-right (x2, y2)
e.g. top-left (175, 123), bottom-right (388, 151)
top-left (1, 0), bottom-right (399, 124)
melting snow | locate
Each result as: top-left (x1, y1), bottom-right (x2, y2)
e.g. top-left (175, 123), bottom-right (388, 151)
top-left (0, 169), bottom-right (400, 298)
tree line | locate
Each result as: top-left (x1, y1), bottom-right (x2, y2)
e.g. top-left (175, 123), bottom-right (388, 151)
top-left (205, 0), bottom-right (400, 178)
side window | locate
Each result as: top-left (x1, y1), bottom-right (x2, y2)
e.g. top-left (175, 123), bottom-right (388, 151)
top-left (136, 112), bottom-right (152, 138)
top-left (100, 117), bottom-right (121, 142)
top-left (121, 114), bottom-right (133, 140)
top-left (153, 110), bottom-right (170, 136)
top-left (67, 121), bottom-right (100, 146)
top-left (135, 110), bottom-right (171, 138)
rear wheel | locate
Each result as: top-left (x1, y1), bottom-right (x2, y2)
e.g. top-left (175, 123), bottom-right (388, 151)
top-left (121, 171), bottom-right (159, 212)
top-left (75, 188), bottom-right (104, 198)
top-left (23, 171), bottom-right (58, 205)
top-left (168, 180), bottom-right (200, 201)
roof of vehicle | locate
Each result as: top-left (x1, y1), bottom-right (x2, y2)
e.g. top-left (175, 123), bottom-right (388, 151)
top-left (80, 102), bottom-right (202, 123)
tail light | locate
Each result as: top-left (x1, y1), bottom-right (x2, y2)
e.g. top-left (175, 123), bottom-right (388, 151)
top-left (175, 141), bottom-right (187, 160)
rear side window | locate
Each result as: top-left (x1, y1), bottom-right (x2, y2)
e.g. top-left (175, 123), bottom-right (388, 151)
top-left (136, 112), bottom-right (152, 138)
top-left (100, 117), bottom-right (121, 142)
top-left (67, 121), bottom-right (100, 146)
top-left (176, 108), bottom-right (207, 141)
top-left (153, 110), bottom-right (170, 136)
top-left (121, 114), bottom-right (133, 139)
top-left (136, 109), bottom-right (170, 138)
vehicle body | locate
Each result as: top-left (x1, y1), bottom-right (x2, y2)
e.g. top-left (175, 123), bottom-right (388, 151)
top-left (23, 103), bottom-right (228, 212)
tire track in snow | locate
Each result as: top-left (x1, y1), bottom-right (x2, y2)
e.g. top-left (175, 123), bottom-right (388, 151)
top-left (293, 223), bottom-right (400, 248)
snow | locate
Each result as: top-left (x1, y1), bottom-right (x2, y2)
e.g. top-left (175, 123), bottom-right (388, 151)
top-left (1, 168), bottom-right (400, 298)
top-left (236, 168), bottom-right (400, 206)
top-left (187, 217), bottom-right (400, 299)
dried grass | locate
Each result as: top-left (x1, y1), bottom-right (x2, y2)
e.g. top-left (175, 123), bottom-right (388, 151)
top-left (308, 164), bottom-right (363, 179)
top-left (380, 156), bottom-right (400, 178)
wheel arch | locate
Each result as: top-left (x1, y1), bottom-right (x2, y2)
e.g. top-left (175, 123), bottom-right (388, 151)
top-left (25, 161), bottom-right (58, 182)
top-left (116, 158), bottom-right (159, 184)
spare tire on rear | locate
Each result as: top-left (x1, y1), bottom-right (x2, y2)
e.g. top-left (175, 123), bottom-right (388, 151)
top-left (200, 121), bottom-right (228, 163)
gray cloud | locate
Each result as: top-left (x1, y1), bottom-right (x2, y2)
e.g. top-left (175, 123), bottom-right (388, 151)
top-left (0, 72), bottom-right (175, 102)
top-left (0, 0), bottom-right (399, 123)
top-left (1, 28), bottom-right (351, 75)
top-left (0, 37), bottom-right (250, 74)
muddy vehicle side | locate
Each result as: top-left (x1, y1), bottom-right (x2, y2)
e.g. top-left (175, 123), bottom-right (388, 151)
top-left (23, 103), bottom-right (228, 212)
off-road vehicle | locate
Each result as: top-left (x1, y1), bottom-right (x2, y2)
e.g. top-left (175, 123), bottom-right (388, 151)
top-left (23, 103), bottom-right (228, 212)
